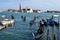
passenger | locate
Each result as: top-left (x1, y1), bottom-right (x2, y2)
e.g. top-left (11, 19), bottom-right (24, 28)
top-left (11, 15), bottom-right (14, 19)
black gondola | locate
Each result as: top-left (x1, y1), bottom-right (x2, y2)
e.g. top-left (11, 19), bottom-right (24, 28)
top-left (32, 28), bottom-right (43, 40)
top-left (39, 18), bottom-right (59, 27)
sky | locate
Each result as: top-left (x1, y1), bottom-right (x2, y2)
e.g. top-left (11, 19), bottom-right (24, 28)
top-left (0, 0), bottom-right (60, 11)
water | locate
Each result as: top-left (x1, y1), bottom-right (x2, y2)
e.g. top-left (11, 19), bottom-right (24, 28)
top-left (0, 12), bottom-right (60, 40)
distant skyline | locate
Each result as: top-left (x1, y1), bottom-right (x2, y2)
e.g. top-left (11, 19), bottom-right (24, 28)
top-left (0, 0), bottom-right (60, 11)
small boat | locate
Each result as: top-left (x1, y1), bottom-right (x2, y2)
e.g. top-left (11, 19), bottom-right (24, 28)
top-left (1, 19), bottom-right (15, 26)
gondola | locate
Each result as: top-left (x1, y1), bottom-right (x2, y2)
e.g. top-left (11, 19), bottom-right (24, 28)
top-left (46, 19), bottom-right (59, 27)
top-left (32, 28), bottom-right (43, 40)
top-left (32, 33), bottom-right (43, 40)
top-left (39, 18), bottom-right (59, 27)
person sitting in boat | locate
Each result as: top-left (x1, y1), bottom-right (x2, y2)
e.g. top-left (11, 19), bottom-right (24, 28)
top-left (35, 28), bottom-right (43, 40)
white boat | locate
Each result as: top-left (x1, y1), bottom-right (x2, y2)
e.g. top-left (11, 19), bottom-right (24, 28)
top-left (1, 19), bottom-right (15, 26)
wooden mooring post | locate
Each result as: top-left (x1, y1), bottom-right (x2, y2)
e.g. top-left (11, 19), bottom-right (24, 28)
top-left (47, 29), bottom-right (49, 40)
top-left (58, 15), bottom-right (60, 40)
top-left (52, 25), bottom-right (54, 40)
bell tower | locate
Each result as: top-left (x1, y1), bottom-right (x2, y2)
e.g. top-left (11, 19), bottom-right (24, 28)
top-left (19, 4), bottom-right (22, 12)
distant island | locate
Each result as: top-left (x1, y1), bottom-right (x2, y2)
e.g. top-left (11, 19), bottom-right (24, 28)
top-left (2, 4), bottom-right (41, 13)
top-left (0, 4), bottom-right (60, 13)
top-left (45, 10), bottom-right (60, 13)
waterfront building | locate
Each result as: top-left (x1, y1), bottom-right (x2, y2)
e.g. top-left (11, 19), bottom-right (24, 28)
top-left (27, 8), bottom-right (33, 13)
top-left (22, 9), bottom-right (26, 13)
top-left (33, 10), bottom-right (41, 13)
top-left (21, 7), bottom-right (33, 13)
top-left (7, 9), bottom-right (16, 12)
